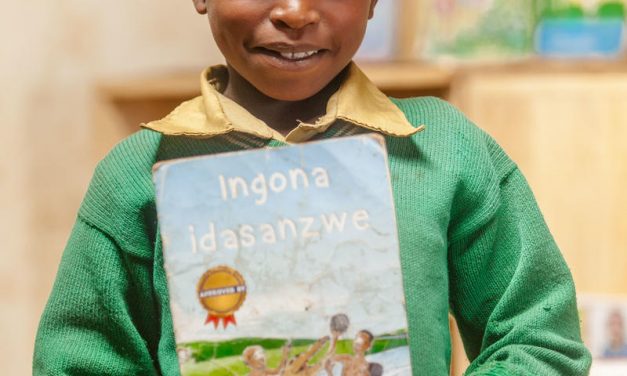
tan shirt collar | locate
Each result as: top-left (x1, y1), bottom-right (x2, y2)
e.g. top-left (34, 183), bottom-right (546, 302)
top-left (143, 62), bottom-right (423, 143)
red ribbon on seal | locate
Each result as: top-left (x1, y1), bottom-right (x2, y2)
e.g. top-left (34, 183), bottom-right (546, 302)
top-left (205, 314), bottom-right (237, 329)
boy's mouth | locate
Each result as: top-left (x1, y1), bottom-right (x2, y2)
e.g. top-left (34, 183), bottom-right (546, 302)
top-left (278, 50), bottom-right (320, 60)
top-left (252, 44), bottom-right (326, 63)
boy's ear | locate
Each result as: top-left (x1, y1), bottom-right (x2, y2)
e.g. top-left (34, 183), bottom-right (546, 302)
top-left (368, 0), bottom-right (379, 19)
top-left (193, 0), bottom-right (207, 15)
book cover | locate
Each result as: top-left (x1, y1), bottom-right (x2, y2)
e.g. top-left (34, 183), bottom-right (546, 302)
top-left (356, 0), bottom-right (397, 60)
top-left (579, 295), bottom-right (627, 360)
top-left (419, 0), bottom-right (535, 61)
top-left (153, 135), bottom-right (411, 376)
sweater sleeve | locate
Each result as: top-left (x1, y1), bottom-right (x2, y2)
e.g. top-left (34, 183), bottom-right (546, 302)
top-left (33, 216), bottom-right (160, 376)
top-left (447, 137), bottom-right (592, 375)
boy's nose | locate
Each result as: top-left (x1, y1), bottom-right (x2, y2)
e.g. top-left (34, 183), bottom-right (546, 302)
top-left (269, 0), bottom-right (321, 31)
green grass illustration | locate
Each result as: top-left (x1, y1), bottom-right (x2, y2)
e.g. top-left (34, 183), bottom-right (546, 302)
top-left (180, 332), bottom-right (408, 376)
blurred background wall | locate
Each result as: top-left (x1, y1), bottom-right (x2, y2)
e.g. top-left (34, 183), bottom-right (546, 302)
top-left (0, 2), bottom-right (222, 374)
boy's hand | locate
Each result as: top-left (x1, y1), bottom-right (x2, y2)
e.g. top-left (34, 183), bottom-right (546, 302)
top-left (282, 341), bottom-right (292, 355)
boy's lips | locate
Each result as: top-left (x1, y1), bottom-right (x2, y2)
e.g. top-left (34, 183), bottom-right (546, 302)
top-left (250, 42), bottom-right (328, 67)
top-left (254, 42), bottom-right (327, 54)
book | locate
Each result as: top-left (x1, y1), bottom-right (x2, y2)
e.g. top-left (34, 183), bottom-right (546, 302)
top-left (535, 0), bottom-right (625, 58)
top-left (153, 135), bottom-right (412, 376)
top-left (579, 295), bottom-right (627, 360)
top-left (579, 294), bottom-right (627, 375)
top-left (419, 0), bottom-right (535, 61)
top-left (356, 0), bottom-right (397, 61)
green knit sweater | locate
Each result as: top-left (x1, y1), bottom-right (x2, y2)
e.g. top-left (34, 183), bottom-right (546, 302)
top-left (34, 97), bottom-right (591, 375)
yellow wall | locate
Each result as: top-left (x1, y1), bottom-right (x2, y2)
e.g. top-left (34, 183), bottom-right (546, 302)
top-left (451, 68), bottom-right (627, 296)
top-left (0, 2), bottom-right (222, 374)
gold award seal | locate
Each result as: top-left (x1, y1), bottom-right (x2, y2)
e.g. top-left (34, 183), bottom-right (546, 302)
top-left (197, 266), bottom-right (247, 329)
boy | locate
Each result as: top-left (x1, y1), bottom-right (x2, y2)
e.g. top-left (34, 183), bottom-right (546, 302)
top-left (241, 343), bottom-right (291, 376)
top-left (325, 330), bottom-right (374, 376)
top-left (34, 0), bottom-right (592, 375)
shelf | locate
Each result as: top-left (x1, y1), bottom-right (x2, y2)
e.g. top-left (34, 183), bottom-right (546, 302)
top-left (96, 61), bottom-right (454, 102)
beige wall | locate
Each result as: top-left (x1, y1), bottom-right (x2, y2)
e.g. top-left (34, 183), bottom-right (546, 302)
top-left (0, 2), bottom-right (222, 374)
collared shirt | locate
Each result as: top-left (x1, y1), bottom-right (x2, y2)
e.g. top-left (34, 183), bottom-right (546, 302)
top-left (142, 62), bottom-right (424, 143)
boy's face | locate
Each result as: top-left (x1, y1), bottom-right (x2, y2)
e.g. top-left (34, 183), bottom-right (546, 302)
top-left (353, 331), bottom-right (372, 353)
top-left (193, 0), bottom-right (378, 101)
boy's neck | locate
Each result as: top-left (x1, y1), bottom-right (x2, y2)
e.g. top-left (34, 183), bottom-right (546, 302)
top-left (223, 65), bottom-right (346, 136)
